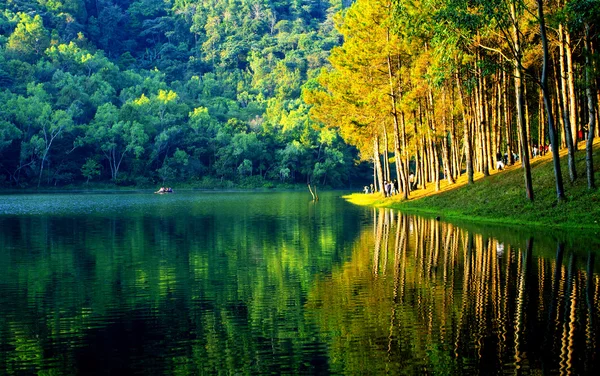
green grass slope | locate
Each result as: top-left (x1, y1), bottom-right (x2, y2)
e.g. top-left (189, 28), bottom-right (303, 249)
top-left (345, 140), bottom-right (600, 230)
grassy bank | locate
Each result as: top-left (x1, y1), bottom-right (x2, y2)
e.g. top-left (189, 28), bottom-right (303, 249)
top-left (345, 140), bottom-right (600, 230)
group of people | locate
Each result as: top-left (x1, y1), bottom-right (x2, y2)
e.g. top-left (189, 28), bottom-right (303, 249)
top-left (496, 144), bottom-right (549, 170)
top-left (363, 179), bottom-right (400, 197)
top-left (532, 144), bottom-right (549, 158)
top-left (155, 187), bottom-right (174, 194)
top-left (383, 180), bottom-right (399, 197)
top-left (496, 152), bottom-right (519, 170)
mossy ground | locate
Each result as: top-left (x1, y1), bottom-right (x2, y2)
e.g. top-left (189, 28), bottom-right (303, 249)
top-left (345, 139), bottom-right (600, 230)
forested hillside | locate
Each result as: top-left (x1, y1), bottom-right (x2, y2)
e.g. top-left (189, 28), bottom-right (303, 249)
top-left (0, 0), bottom-right (365, 188)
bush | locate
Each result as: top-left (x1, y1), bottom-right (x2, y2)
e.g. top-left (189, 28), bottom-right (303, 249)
top-left (238, 175), bottom-right (266, 188)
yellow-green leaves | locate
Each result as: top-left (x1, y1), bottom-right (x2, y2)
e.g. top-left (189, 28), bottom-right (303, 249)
top-left (157, 89), bottom-right (178, 104)
top-left (7, 13), bottom-right (49, 61)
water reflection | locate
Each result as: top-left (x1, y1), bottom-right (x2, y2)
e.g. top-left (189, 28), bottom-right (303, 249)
top-left (0, 194), bottom-right (598, 375)
top-left (306, 208), bottom-right (599, 375)
top-left (0, 192), bottom-right (357, 375)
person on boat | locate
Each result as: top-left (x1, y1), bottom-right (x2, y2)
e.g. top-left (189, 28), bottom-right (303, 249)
top-left (166, 187), bottom-right (173, 193)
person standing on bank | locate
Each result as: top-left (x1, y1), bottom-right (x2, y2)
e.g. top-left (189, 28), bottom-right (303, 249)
top-left (496, 152), bottom-right (504, 170)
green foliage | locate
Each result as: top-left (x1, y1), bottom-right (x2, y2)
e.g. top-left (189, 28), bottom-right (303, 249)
top-left (81, 158), bottom-right (101, 183)
top-left (6, 13), bottom-right (49, 62)
top-left (0, 0), bottom-right (370, 189)
top-left (0, 120), bottom-right (22, 154)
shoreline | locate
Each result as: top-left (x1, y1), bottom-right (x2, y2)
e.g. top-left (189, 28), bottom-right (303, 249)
top-left (344, 192), bottom-right (600, 232)
top-left (343, 140), bottom-right (600, 232)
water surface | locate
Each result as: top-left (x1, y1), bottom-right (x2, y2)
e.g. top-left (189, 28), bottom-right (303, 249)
top-left (0, 191), bottom-right (598, 375)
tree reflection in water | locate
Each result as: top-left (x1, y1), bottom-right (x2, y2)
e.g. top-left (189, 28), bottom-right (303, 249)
top-left (0, 196), bottom-right (598, 375)
top-left (306, 208), bottom-right (599, 375)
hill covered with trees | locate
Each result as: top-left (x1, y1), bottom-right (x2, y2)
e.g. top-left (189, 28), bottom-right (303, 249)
top-left (0, 0), bottom-right (366, 188)
top-left (2, 0), bottom-right (598, 201)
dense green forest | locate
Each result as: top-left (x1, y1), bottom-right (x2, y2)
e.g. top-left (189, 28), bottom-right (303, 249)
top-left (0, 0), bottom-right (366, 188)
top-left (2, 0), bottom-right (599, 198)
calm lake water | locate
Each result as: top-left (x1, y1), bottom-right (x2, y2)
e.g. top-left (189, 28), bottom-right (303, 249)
top-left (0, 191), bottom-right (598, 375)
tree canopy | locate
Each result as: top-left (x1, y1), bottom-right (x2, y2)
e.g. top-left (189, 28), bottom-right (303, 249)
top-left (0, 0), bottom-right (364, 188)
top-left (1, 0), bottom-right (598, 196)
top-left (306, 0), bottom-right (599, 200)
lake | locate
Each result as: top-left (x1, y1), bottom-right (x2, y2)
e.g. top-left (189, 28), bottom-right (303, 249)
top-left (0, 191), bottom-right (598, 375)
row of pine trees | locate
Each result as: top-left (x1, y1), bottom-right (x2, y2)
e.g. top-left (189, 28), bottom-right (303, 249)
top-left (306, 0), bottom-right (599, 201)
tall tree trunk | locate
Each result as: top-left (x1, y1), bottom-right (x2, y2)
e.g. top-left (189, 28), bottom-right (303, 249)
top-left (383, 125), bottom-right (391, 181)
top-left (484, 74), bottom-right (494, 172)
top-left (413, 112), bottom-right (421, 189)
top-left (476, 62), bottom-right (490, 175)
top-left (427, 87), bottom-right (440, 190)
top-left (38, 129), bottom-right (59, 188)
top-left (441, 93), bottom-right (456, 184)
top-left (595, 35), bottom-right (600, 138)
top-left (565, 27), bottom-right (579, 149)
top-left (418, 105), bottom-right (428, 189)
top-left (441, 136), bottom-right (455, 184)
top-left (452, 124), bottom-right (460, 180)
top-left (552, 59), bottom-right (561, 149)
top-left (414, 147), bottom-right (420, 189)
top-left (374, 135), bottom-right (385, 193)
top-left (540, 86), bottom-right (546, 150)
top-left (395, 44), bottom-right (411, 196)
top-left (503, 69), bottom-right (514, 165)
top-left (491, 75), bottom-right (499, 166)
top-left (511, 1), bottom-right (534, 201)
top-left (420, 136), bottom-right (427, 189)
top-left (400, 110), bottom-right (411, 197)
top-left (385, 38), bottom-right (409, 199)
top-left (474, 60), bottom-right (485, 174)
top-left (524, 82), bottom-right (532, 159)
top-left (481, 120), bottom-right (490, 175)
top-left (584, 23), bottom-right (597, 189)
top-left (450, 87), bottom-right (460, 179)
top-left (451, 121), bottom-right (459, 179)
top-left (457, 71), bottom-right (474, 184)
top-left (559, 23), bottom-right (578, 181)
top-left (495, 74), bottom-right (503, 159)
top-left (433, 138), bottom-right (441, 191)
top-left (537, 0), bottom-right (565, 201)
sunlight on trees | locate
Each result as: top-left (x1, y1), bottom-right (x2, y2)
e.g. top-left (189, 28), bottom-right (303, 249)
top-left (0, 0), bottom-right (597, 192)
top-left (306, 0), bottom-right (599, 201)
